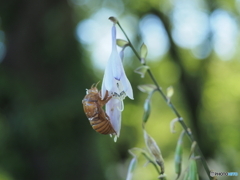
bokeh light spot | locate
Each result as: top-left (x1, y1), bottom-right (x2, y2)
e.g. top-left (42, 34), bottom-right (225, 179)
top-left (171, 1), bottom-right (209, 49)
top-left (139, 14), bottom-right (169, 60)
top-left (210, 9), bottom-right (238, 60)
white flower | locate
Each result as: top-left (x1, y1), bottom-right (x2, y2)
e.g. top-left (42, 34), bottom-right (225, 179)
top-left (101, 24), bottom-right (133, 100)
top-left (106, 98), bottom-right (122, 141)
top-left (101, 23), bottom-right (133, 141)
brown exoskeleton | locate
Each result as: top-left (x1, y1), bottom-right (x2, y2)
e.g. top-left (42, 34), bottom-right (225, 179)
top-left (82, 83), bottom-right (116, 135)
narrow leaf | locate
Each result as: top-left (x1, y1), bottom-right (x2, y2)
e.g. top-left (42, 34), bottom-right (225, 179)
top-left (134, 66), bottom-right (149, 78)
top-left (144, 130), bottom-right (165, 174)
top-left (183, 169), bottom-right (189, 180)
top-left (126, 157), bottom-right (137, 180)
top-left (188, 159), bottom-right (199, 180)
top-left (183, 158), bottom-right (199, 180)
top-left (138, 84), bottom-right (157, 94)
top-left (189, 141), bottom-right (197, 159)
top-left (143, 99), bottom-right (151, 123)
top-left (174, 131), bottom-right (185, 179)
top-left (141, 150), bottom-right (161, 175)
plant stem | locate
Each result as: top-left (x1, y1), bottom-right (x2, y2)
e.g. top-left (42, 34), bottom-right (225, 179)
top-left (117, 21), bottom-right (213, 180)
top-left (129, 148), bottom-right (161, 175)
top-left (141, 152), bottom-right (161, 175)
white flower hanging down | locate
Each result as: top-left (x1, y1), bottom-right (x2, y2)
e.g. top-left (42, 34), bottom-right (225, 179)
top-left (101, 23), bottom-right (133, 142)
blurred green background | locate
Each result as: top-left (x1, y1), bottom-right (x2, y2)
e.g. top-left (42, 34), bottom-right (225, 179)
top-left (0, 0), bottom-right (239, 179)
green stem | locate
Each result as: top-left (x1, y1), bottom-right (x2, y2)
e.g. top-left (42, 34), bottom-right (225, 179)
top-left (141, 152), bottom-right (161, 175)
top-left (117, 21), bottom-right (213, 180)
top-left (129, 148), bottom-right (161, 175)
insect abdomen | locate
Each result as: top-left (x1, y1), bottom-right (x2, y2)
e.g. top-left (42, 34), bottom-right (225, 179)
top-left (90, 116), bottom-right (115, 134)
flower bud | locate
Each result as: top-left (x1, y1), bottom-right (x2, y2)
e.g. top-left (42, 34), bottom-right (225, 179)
top-left (140, 43), bottom-right (148, 64)
top-left (116, 39), bottom-right (129, 47)
top-left (170, 118), bottom-right (178, 133)
top-left (109, 16), bottom-right (118, 24)
top-left (166, 86), bottom-right (174, 101)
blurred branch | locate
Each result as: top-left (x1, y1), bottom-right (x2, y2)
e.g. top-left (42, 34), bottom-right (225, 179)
top-left (149, 9), bottom-right (217, 160)
top-left (117, 18), bottom-right (214, 180)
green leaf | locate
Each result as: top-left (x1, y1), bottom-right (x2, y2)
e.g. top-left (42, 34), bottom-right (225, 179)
top-left (126, 157), bottom-right (137, 180)
top-left (188, 159), bottom-right (199, 180)
top-left (143, 99), bottom-right (151, 123)
top-left (143, 130), bottom-right (165, 174)
top-left (174, 131), bottom-right (185, 179)
top-left (189, 141), bottom-right (197, 159)
top-left (138, 84), bottom-right (157, 94)
top-left (134, 66), bottom-right (149, 78)
top-left (183, 158), bottom-right (199, 180)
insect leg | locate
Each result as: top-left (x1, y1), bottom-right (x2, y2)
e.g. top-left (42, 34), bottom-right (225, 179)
top-left (98, 90), bottom-right (112, 106)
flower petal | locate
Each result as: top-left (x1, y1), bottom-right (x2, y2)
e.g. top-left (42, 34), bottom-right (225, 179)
top-left (111, 25), bottom-right (123, 80)
top-left (101, 75), bottom-right (107, 99)
top-left (121, 72), bottom-right (134, 99)
top-left (106, 98), bottom-right (122, 137)
top-left (101, 56), bottom-right (113, 98)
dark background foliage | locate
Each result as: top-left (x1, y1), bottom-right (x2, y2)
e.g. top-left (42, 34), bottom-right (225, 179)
top-left (0, 0), bottom-right (239, 180)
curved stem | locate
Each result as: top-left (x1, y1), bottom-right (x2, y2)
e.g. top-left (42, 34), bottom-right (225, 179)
top-left (117, 22), bottom-right (213, 180)
top-left (141, 152), bottom-right (161, 175)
